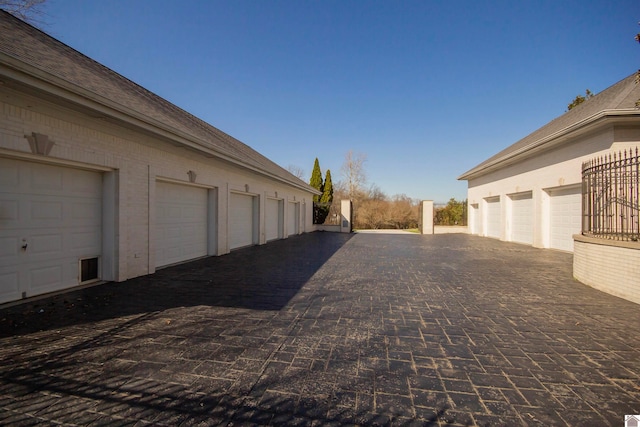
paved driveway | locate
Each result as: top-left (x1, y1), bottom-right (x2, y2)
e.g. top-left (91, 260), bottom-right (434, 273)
top-left (0, 233), bottom-right (639, 426)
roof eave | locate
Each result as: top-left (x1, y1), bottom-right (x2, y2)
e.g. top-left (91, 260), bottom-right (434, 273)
top-left (457, 109), bottom-right (640, 181)
top-left (0, 54), bottom-right (318, 195)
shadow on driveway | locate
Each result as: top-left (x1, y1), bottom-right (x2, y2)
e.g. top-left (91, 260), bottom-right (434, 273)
top-left (0, 232), bottom-right (353, 337)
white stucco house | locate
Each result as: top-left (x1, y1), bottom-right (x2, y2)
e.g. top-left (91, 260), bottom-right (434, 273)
top-left (458, 73), bottom-right (640, 252)
top-left (0, 11), bottom-right (320, 305)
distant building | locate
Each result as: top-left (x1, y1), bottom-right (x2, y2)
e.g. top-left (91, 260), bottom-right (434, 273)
top-left (459, 73), bottom-right (640, 252)
top-left (0, 11), bottom-right (319, 304)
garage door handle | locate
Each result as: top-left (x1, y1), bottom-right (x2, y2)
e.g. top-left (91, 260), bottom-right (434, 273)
top-left (21, 242), bottom-right (28, 251)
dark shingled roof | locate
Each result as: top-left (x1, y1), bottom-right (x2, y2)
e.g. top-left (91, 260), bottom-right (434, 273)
top-left (0, 10), bottom-right (317, 193)
top-left (459, 73), bottom-right (640, 180)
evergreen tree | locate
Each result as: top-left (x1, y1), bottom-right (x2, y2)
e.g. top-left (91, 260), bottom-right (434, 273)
top-left (316, 169), bottom-right (333, 224)
top-left (320, 169), bottom-right (333, 204)
top-left (309, 158), bottom-right (324, 203)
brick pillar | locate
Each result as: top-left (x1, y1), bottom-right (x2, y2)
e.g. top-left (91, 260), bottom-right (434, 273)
top-left (419, 200), bottom-right (434, 234)
top-left (340, 199), bottom-right (353, 233)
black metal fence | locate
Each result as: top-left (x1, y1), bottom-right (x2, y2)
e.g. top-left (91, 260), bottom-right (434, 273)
top-left (582, 147), bottom-right (640, 241)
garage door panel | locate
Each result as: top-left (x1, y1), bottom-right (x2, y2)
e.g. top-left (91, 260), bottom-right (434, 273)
top-left (549, 186), bottom-right (581, 252)
top-left (71, 201), bottom-right (101, 222)
top-left (182, 206), bottom-right (202, 220)
top-left (265, 198), bottom-right (281, 242)
top-left (26, 164), bottom-right (101, 196)
top-left (164, 226), bottom-right (181, 240)
top-left (30, 165), bottom-right (63, 192)
top-left (30, 264), bottom-right (62, 291)
top-left (156, 181), bottom-right (208, 267)
top-left (0, 199), bottom-right (19, 222)
top-left (182, 224), bottom-right (201, 239)
top-left (165, 206), bottom-right (180, 220)
top-left (0, 272), bottom-right (19, 301)
top-left (510, 193), bottom-right (533, 245)
top-left (164, 246), bottom-right (182, 260)
top-left (230, 193), bottom-right (256, 249)
top-left (71, 173), bottom-right (102, 195)
top-left (0, 162), bottom-right (19, 186)
top-left (485, 198), bottom-right (501, 238)
top-left (32, 200), bottom-right (63, 221)
top-left (266, 200), bottom-right (277, 240)
top-left (0, 158), bottom-right (103, 303)
top-left (0, 237), bottom-right (17, 257)
top-left (288, 202), bottom-right (299, 236)
top-left (71, 230), bottom-right (101, 252)
top-left (31, 234), bottom-right (63, 254)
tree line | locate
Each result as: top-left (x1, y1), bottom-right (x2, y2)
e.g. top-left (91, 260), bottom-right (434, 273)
top-left (305, 152), bottom-right (466, 229)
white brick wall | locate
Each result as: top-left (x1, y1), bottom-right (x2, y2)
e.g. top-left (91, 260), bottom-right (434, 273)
top-left (574, 239), bottom-right (640, 305)
top-left (0, 89), bottom-right (315, 284)
top-left (466, 128), bottom-right (640, 252)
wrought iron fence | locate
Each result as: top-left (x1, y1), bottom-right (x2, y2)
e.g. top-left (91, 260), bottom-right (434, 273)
top-left (582, 147), bottom-right (640, 241)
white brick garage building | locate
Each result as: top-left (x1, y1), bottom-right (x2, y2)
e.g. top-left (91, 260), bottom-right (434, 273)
top-left (0, 12), bottom-right (319, 304)
top-left (459, 73), bottom-right (640, 252)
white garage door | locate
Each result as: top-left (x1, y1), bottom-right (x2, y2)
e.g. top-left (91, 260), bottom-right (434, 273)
top-left (288, 202), bottom-right (299, 236)
top-left (510, 192), bottom-right (533, 245)
top-left (265, 198), bottom-right (283, 241)
top-left (230, 193), bottom-right (256, 249)
top-left (0, 158), bottom-right (102, 304)
top-left (549, 186), bottom-right (582, 252)
top-left (156, 181), bottom-right (208, 267)
top-left (485, 197), bottom-right (501, 238)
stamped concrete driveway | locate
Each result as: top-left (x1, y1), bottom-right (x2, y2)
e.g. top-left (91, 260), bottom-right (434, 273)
top-left (0, 233), bottom-right (639, 426)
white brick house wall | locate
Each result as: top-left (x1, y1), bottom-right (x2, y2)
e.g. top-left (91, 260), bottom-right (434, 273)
top-left (465, 128), bottom-right (626, 250)
top-left (460, 74), bottom-right (640, 254)
top-left (574, 236), bottom-right (640, 305)
top-left (0, 88), bottom-right (314, 284)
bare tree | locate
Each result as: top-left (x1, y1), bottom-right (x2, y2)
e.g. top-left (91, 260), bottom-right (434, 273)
top-left (367, 183), bottom-right (387, 201)
top-left (388, 194), bottom-right (417, 229)
top-left (1, 0), bottom-right (47, 26)
top-left (340, 150), bottom-right (367, 200)
top-left (286, 164), bottom-right (305, 180)
top-left (357, 198), bottom-right (388, 229)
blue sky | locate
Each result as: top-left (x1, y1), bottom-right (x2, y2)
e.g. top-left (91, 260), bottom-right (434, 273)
top-left (41, 0), bottom-right (638, 203)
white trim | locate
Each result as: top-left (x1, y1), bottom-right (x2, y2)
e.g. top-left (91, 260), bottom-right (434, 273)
top-left (155, 175), bottom-right (215, 190)
top-left (0, 148), bottom-right (113, 172)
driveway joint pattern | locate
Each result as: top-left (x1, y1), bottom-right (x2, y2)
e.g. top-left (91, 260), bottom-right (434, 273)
top-left (0, 233), bottom-right (639, 426)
